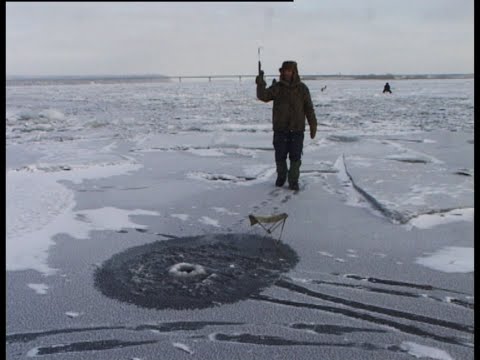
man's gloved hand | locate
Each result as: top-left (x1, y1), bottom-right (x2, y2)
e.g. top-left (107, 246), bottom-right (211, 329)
top-left (255, 70), bottom-right (265, 85)
top-left (310, 123), bottom-right (317, 139)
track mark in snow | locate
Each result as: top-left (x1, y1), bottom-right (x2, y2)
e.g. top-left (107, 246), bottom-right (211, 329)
top-left (172, 342), bottom-right (194, 354)
top-left (251, 294), bottom-right (472, 347)
top-left (274, 279), bottom-right (473, 334)
top-left (26, 339), bottom-right (158, 356)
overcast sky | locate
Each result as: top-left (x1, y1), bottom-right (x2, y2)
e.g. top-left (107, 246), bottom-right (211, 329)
top-left (6, 1), bottom-right (474, 77)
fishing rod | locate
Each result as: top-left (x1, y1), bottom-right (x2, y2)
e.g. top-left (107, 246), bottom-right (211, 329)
top-left (258, 46), bottom-right (264, 80)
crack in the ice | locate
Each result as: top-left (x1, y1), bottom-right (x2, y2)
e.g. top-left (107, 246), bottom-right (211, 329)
top-left (340, 154), bottom-right (472, 224)
top-left (289, 323), bottom-right (386, 335)
top-left (343, 274), bottom-right (470, 295)
top-left (211, 333), bottom-right (421, 358)
top-left (297, 278), bottom-right (425, 298)
top-left (212, 332), bottom-right (393, 351)
top-left (340, 154), bottom-right (408, 223)
top-left (6, 326), bottom-right (126, 344)
top-left (133, 321), bottom-right (244, 332)
top-left (6, 321), bottom-right (244, 344)
top-left (27, 339), bottom-right (158, 356)
top-left (274, 279), bottom-right (473, 334)
top-left (251, 294), bottom-right (472, 347)
top-left (131, 145), bottom-right (273, 153)
top-left (288, 275), bottom-right (473, 310)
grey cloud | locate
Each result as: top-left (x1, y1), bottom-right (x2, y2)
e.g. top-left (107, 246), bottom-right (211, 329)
top-left (6, 1), bottom-right (474, 76)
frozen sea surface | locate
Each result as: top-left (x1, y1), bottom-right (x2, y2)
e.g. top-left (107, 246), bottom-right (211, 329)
top-left (6, 78), bottom-right (473, 359)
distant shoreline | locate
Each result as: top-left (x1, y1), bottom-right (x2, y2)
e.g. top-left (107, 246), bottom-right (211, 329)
top-left (301, 73), bottom-right (474, 80)
top-left (6, 73), bottom-right (474, 85)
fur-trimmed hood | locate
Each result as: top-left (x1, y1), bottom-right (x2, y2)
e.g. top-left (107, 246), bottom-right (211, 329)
top-left (279, 61), bottom-right (300, 85)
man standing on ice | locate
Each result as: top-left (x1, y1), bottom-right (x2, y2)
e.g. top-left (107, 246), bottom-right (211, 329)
top-left (383, 82), bottom-right (392, 94)
top-left (256, 61), bottom-right (317, 191)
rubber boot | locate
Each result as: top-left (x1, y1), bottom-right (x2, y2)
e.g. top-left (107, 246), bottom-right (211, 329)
top-left (288, 160), bottom-right (301, 190)
top-left (275, 161), bottom-right (288, 187)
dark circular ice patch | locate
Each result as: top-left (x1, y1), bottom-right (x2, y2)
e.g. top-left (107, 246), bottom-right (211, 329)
top-left (94, 233), bottom-right (298, 310)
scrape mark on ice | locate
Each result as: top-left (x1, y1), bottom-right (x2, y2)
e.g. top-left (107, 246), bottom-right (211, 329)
top-left (26, 347), bottom-right (39, 357)
top-left (171, 214), bottom-right (190, 221)
top-left (187, 168), bottom-right (275, 186)
top-left (318, 251), bottom-right (334, 258)
top-left (28, 283), bottom-right (48, 295)
top-left (65, 312), bottom-right (81, 318)
top-left (187, 172), bottom-right (251, 183)
top-left (212, 207), bottom-right (239, 216)
top-left (327, 134), bottom-right (360, 142)
top-left (222, 147), bottom-right (258, 158)
top-left (415, 246), bottom-right (473, 273)
top-left (242, 164), bottom-right (272, 177)
top-left (187, 148), bottom-right (225, 157)
top-left (406, 208), bottom-right (474, 229)
top-left (386, 154), bottom-right (429, 164)
top-left (199, 216), bottom-right (220, 228)
top-left (381, 140), bottom-right (444, 164)
top-left (172, 342), bottom-right (194, 355)
top-left (400, 341), bottom-right (454, 360)
top-left (343, 155), bottom-right (372, 168)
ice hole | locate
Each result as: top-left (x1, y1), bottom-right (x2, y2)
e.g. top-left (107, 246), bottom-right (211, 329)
top-left (169, 262), bottom-right (206, 277)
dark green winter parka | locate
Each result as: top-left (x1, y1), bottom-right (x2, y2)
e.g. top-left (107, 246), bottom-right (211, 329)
top-left (257, 66), bottom-right (317, 134)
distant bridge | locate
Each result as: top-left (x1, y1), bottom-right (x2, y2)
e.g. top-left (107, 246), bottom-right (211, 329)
top-left (168, 75), bottom-right (340, 82)
top-left (167, 73), bottom-right (474, 82)
top-left (171, 75), bottom-right (272, 82)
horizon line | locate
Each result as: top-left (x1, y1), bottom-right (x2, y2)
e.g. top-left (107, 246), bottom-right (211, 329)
top-left (6, 72), bottom-right (474, 79)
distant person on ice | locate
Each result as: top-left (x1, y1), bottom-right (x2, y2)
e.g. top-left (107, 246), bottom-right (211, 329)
top-left (256, 61), bottom-right (317, 191)
top-left (383, 82), bottom-right (392, 94)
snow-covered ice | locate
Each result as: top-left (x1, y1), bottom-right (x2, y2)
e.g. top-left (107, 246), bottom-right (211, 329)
top-left (400, 341), bottom-right (454, 360)
top-left (415, 246), bottom-right (474, 273)
top-left (172, 342), bottom-right (194, 354)
top-left (27, 283), bottom-right (49, 295)
top-left (6, 78), bottom-right (473, 360)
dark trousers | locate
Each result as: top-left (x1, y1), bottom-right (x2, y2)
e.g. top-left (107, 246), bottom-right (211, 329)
top-left (273, 131), bottom-right (304, 162)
